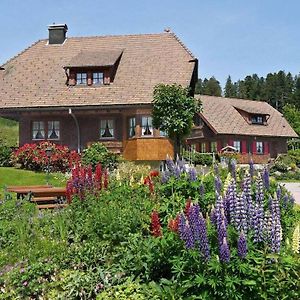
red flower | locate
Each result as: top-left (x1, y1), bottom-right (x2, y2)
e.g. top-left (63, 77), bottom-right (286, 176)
top-left (185, 197), bottom-right (192, 216)
top-left (151, 211), bottom-right (162, 237)
top-left (168, 215), bottom-right (179, 232)
top-left (150, 170), bottom-right (159, 178)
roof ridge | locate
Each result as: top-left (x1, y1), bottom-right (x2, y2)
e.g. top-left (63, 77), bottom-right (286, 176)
top-left (66, 32), bottom-right (166, 40)
top-left (1, 39), bottom-right (43, 68)
top-left (169, 32), bottom-right (196, 59)
top-left (199, 94), bottom-right (271, 105)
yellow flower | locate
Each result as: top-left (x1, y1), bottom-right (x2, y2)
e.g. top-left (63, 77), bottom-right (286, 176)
top-left (292, 224), bottom-right (300, 254)
top-left (129, 175), bottom-right (134, 187)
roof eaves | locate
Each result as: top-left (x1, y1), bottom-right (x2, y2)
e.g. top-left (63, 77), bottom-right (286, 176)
top-left (168, 32), bottom-right (196, 60)
top-left (198, 112), bottom-right (218, 134)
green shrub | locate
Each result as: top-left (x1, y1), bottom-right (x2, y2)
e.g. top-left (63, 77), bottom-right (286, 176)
top-left (182, 150), bottom-right (214, 166)
top-left (0, 144), bottom-right (13, 167)
top-left (82, 142), bottom-right (119, 170)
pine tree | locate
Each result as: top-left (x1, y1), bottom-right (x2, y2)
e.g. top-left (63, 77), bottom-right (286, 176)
top-left (224, 75), bottom-right (237, 98)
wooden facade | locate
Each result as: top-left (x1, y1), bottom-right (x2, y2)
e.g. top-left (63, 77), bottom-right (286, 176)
top-left (10, 105), bottom-right (174, 161)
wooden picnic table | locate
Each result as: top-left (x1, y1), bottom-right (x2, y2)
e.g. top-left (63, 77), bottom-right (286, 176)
top-left (8, 186), bottom-right (66, 200)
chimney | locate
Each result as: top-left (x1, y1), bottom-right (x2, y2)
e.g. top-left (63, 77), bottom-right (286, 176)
top-left (48, 23), bottom-right (68, 44)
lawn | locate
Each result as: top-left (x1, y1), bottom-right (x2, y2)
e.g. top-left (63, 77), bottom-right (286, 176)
top-left (0, 117), bottom-right (19, 147)
top-left (0, 167), bottom-right (67, 195)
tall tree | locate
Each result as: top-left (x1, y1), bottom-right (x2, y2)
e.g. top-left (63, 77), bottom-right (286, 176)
top-left (152, 84), bottom-right (201, 156)
top-left (283, 104), bottom-right (300, 136)
top-left (224, 75), bottom-right (237, 98)
top-left (202, 77), bottom-right (222, 96)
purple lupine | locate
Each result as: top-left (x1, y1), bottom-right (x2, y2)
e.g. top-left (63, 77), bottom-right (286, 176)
top-left (270, 197), bottom-right (281, 253)
top-left (249, 158), bottom-right (254, 178)
top-left (228, 179), bottom-right (237, 225)
top-left (237, 231), bottom-right (248, 259)
top-left (220, 237), bottom-right (230, 263)
top-left (214, 163), bottom-right (219, 175)
top-left (234, 193), bottom-right (248, 233)
top-left (161, 171), bottom-right (170, 184)
top-left (276, 186), bottom-right (282, 202)
top-left (253, 203), bottom-right (264, 242)
top-left (188, 203), bottom-right (201, 239)
top-left (188, 167), bottom-right (197, 182)
top-left (198, 212), bottom-right (210, 260)
top-left (199, 183), bottom-right (205, 198)
top-left (243, 172), bottom-right (254, 229)
top-left (166, 155), bottom-right (176, 174)
top-left (262, 167), bottom-right (270, 190)
top-left (230, 159), bottom-right (236, 180)
top-left (174, 165), bottom-right (181, 178)
top-left (210, 205), bottom-right (217, 225)
top-left (178, 213), bottom-right (195, 249)
top-left (282, 194), bottom-right (288, 209)
top-left (255, 174), bottom-right (264, 205)
top-left (214, 176), bottom-right (222, 194)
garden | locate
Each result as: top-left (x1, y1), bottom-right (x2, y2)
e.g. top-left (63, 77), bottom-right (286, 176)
top-left (0, 141), bottom-right (299, 299)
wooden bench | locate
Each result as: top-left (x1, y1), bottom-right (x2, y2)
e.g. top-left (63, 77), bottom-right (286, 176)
top-left (6, 185), bottom-right (52, 192)
top-left (7, 186), bottom-right (68, 209)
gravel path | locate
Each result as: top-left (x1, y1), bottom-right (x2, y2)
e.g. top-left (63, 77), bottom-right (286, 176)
top-left (279, 182), bottom-right (300, 205)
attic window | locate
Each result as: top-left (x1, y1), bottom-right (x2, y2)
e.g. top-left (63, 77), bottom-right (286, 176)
top-left (251, 115), bottom-right (264, 125)
top-left (76, 73), bottom-right (87, 85)
top-left (93, 72), bottom-right (104, 85)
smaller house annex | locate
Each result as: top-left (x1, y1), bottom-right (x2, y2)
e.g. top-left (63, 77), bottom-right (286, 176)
top-left (187, 95), bottom-right (298, 163)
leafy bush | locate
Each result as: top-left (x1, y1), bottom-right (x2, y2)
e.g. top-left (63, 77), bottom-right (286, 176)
top-left (12, 141), bottom-right (80, 172)
top-left (0, 143), bottom-right (13, 167)
top-left (182, 150), bottom-right (214, 166)
top-left (81, 142), bottom-right (119, 170)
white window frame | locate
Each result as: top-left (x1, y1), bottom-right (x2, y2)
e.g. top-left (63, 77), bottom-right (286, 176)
top-left (128, 117), bottom-right (136, 138)
top-left (93, 72), bottom-right (104, 85)
top-left (200, 142), bottom-right (206, 153)
top-left (47, 121), bottom-right (60, 140)
top-left (100, 119), bottom-right (114, 139)
top-left (211, 141), bottom-right (217, 153)
top-left (76, 72), bottom-right (87, 85)
top-left (233, 140), bottom-right (241, 153)
top-left (141, 116), bottom-right (153, 136)
top-left (256, 141), bottom-right (264, 154)
top-left (32, 121), bottom-right (45, 140)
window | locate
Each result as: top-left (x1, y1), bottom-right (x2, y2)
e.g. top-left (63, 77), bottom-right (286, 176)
top-left (76, 73), bottom-right (87, 85)
top-left (256, 141), bottom-right (264, 154)
top-left (193, 114), bottom-right (203, 127)
top-left (160, 129), bottom-right (167, 137)
top-left (211, 141), bottom-right (217, 152)
top-left (32, 121), bottom-right (45, 140)
top-left (200, 142), bottom-right (206, 153)
top-left (128, 117), bottom-right (136, 138)
top-left (93, 72), bottom-right (104, 85)
top-left (251, 115), bottom-right (263, 124)
top-left (141, 116), bottom-right (153, 136)
top-left (100, 119), bottom-right (114, 138)
top-left (48, 121), bottom-right (60, 140)
top-left (233, 140), bottom-right (241, 152)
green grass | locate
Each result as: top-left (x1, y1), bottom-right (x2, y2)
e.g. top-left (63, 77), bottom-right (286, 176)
top-left (0, 167), bottom-right (67, 195)
top-left (0, 117), bottom-right (19, 147)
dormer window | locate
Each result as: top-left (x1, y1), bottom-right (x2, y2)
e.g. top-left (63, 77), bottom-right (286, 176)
top-left (251, 115), bottom-right (264, 124)
top-left (93, 72), bottom-right (104, 85)
top-left (76, 72), bottom-right (87, 85)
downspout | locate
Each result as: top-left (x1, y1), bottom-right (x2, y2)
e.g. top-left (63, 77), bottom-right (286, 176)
top-left (68, 108), bottom-right (81, 153)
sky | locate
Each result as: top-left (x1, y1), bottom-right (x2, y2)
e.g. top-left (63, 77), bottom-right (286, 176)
top-left (1, 0), bottom-right (300, 87)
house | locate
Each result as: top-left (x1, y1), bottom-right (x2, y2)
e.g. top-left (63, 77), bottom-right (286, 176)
top-left (187, 95), bottom-right (298, 163)
top-left (0, 24), bottom-right (197, 161)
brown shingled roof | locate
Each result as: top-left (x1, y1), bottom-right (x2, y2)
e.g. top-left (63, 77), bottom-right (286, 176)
top-left (197, 95), bottom-right (298, 138)
top-left (64, 49), bottom-right (123, 68)
top-left (0, 32), bottom-right (196, 109)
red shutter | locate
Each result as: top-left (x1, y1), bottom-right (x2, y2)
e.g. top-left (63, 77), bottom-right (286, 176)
top-left (264, 142), bottom-right (269, 154)
top-left (252, 141), bottom-right (257, 154)
top-left (228, 139), bottom-right (233, 146)
top-left (206, 142), bottom-right (210, 152)
top-left (241, 141), bottom-right (247, 154)
top-left (217, 140), bottom-right (222, 152)
top-left (196, 143), bottom-right (200, 152)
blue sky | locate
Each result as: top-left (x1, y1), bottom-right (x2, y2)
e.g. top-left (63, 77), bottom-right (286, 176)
top-left (1, 0), bottom-right (299, 87)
